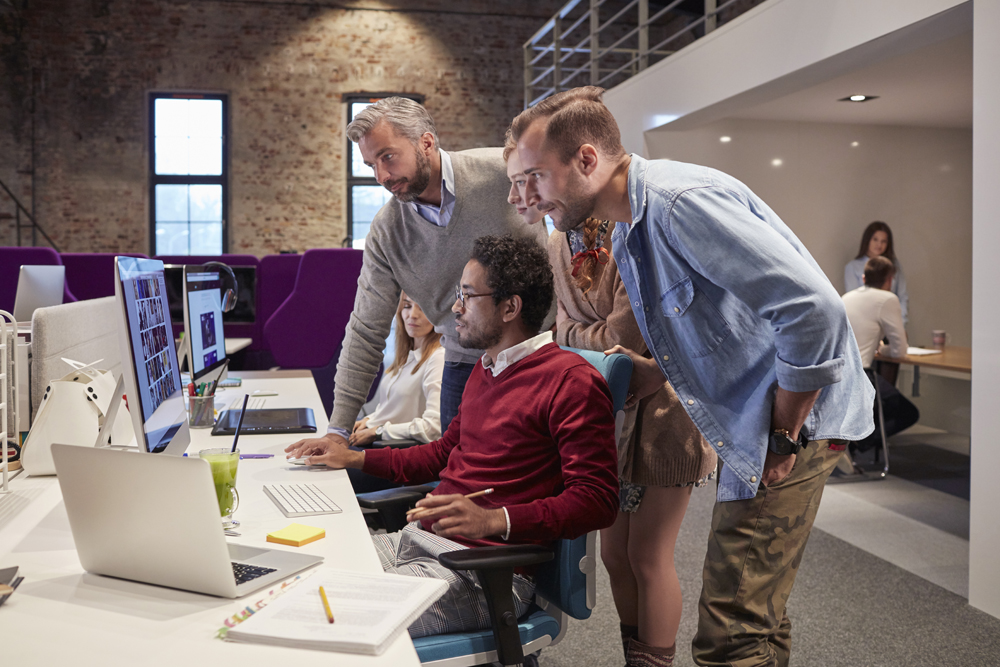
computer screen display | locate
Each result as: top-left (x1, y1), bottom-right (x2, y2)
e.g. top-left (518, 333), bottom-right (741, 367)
top-left (114, 257), bottom-right (189, 455)
top-left (184, 267), bottom-right (227, 381)
top-left (164, 265), bottom-right (257, 325)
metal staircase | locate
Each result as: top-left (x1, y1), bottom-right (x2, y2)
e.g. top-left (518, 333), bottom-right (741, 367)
top-left (0, 177), bottom-right (59, 250)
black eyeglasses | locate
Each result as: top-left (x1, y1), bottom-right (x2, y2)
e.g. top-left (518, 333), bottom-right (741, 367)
top-left (454, 286), bottom-right (494, 308)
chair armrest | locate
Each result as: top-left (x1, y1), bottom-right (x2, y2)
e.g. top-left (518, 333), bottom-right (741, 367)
top-left (369, 438), bottom-right (419, 449)
top-left (438, 544), bottom-right (554, 572)
top-left (355, 484), bottom-right (437, 510)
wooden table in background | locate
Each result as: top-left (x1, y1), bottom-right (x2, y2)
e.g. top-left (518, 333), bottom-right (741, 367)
top-left (875, 345), bottom-right (971, 396)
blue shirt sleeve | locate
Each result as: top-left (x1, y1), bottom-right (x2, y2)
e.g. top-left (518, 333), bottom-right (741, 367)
top-left (664, 186), bottom-right (850, 392)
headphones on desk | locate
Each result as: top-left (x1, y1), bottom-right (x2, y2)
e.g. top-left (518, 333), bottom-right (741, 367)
top-left (204, 261), bottom-right (238, 313)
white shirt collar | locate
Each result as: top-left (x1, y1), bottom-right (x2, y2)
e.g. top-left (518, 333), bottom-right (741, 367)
top-left (481, 331), bottom-right (554, 377)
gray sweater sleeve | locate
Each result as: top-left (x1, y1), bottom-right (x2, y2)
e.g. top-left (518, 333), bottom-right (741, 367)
top-left (328, 216), bottom-right (401, 432)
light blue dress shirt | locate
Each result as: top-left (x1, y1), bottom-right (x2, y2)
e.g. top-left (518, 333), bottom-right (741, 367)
top-left (844, 256), bottom-right (909, 325)
top-left (410, 149), bottom-right (456, 227)
top-left (611, 156), bottom-right (875, 501)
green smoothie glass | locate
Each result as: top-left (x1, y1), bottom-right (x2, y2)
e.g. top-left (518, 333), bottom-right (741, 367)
top-left (199, 448), bottom-right (240, 529)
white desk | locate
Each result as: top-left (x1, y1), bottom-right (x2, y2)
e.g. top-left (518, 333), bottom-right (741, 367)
top-left (0, 370), bottom-right (420, 666)
top-left (225, 337), bottom-right (252, 355)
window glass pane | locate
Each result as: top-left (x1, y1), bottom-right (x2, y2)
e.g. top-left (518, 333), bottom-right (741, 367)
top-left (189, 99), bottom-right (223, 137)
top-left (190, 222), bottom-right (223, 255)
top-left (154, 98), bottom-right (189, 138)
top-left (189, 184), bottom-right (222, 221)
top-left (155, 222), bottom-right (190, 255)
top-left (350, 102), bottom-right (374, 178)
top-left (155, 136), bottom-right (189, 176)
top-left (154, 98), bottom-right (222, 175)
top-left (351, 185), bottom-right (391, 249)
top-left (155, 184), bottom-right (188, 222)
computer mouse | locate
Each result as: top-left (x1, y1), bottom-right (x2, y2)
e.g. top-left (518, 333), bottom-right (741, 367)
top-left (287, 457), bottom-right (310, 465)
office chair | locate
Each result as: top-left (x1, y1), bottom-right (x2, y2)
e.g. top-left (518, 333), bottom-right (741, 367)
top-left (356, 347), bottom-right (632, 667)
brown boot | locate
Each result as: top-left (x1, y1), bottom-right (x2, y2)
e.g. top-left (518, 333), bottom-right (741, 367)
top-left (626, 638), bottom-right (675, 667)
top-left (619, 623), bottom-right (639, 659)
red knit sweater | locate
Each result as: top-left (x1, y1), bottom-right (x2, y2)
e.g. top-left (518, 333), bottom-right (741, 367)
top-left (363, 342), bottom-right (619, 549)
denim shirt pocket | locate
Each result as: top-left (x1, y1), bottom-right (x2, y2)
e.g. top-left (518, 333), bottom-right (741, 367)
top-left (659, 276), bottom-right (732, 358)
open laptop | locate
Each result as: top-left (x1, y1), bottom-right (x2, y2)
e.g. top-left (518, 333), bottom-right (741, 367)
top-left (51, 444), bottom-right (323, 598)
top-left (13, 265), bottom-right (65, 322)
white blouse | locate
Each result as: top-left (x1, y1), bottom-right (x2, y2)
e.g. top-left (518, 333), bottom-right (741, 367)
top-left (365, 346), bottom-right (445, 442)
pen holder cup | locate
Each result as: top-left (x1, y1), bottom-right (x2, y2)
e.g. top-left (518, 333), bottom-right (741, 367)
top-left (188, 395), bottom-right (217, 429)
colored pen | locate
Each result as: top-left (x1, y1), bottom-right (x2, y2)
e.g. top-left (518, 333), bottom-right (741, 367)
top-left (206, 358), bottom-right (230, 398)
top-left (406, 488), bottom-right (494, 521)
top-left (319, 586), bottom-right (335, 624)
top-left (239, 453), bottom-right (273, 459)
top-left (188, 382), bottom-right (196, 397)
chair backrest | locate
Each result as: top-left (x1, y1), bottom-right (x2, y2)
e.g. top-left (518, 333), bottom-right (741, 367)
top-left (263, 248), bottom-right (363, 368)
top-left (1, 246), bottom-right (76, 314)
top-left (533, 348), bottom-right (632, 619)
top-left (256, 254), bottom-right (303, 350)
top-left (60, 252), bottom-right (148, 302)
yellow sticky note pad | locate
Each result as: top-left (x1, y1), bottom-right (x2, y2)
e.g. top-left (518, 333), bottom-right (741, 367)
top-left (266, 523), bottom-right (326, 547)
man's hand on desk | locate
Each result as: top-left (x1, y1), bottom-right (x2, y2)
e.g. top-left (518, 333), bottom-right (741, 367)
top-left (408, 494), bottom-right (507, 540)
top-left (284, 433), bottom-right (365, 469)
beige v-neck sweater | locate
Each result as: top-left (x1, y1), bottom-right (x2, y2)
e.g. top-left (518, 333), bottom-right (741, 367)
top-left (548, 230), bottom-right (717, 487)
top-left (329, 147), bottom-right (550, 432)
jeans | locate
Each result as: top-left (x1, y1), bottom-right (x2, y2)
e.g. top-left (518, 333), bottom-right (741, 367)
top-left (440, 361), bottom-right (475, 436)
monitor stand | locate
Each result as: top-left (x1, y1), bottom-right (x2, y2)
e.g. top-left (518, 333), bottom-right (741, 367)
top-left (94, 375), bottom-right (138, 450)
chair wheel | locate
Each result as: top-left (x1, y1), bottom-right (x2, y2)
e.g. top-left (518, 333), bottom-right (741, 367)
top-left (522, 653), bottom-right (541, 667)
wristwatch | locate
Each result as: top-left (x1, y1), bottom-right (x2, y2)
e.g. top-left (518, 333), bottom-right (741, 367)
top-left (375, 425), bottom-right (384, 438)
top-left (768, 428), bottom-right (807, 456)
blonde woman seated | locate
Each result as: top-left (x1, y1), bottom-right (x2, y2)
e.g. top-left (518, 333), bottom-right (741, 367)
top-left (347, 292), bottom-right (444, 493)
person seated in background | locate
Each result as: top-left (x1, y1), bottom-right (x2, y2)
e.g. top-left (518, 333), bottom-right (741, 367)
top-left (351, 292), bottom-right (444, 445)
top-left (845, 221), bottom-right (909, 325)
top-left (285, 235), bottom-right (619, 638)
top-left (346, 292), bottom-right (445, 493)
top-left (842, 256), bottom-right (919, 452)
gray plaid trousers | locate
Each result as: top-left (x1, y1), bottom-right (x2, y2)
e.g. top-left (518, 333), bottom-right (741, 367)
top-left (372, 523), bottom-right (537, 638)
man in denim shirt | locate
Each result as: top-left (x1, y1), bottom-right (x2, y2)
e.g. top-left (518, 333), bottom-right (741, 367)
top-left (512, 87), bottom-right (874, 667)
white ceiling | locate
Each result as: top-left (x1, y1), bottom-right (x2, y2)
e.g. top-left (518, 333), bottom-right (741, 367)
top-left (729, 31), bottom-right (972, 129)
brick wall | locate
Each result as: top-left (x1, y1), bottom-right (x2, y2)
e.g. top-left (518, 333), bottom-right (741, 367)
top-left (0, 0), bottom-right (564, 255)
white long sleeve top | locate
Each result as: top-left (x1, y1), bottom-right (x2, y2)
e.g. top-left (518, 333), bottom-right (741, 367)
top-left (842, 286), bottom-right (908, 368)
top-left (365, 346), bottom-right (445, 442)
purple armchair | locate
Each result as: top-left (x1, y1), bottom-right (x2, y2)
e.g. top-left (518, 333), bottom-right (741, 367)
top-left (263, 248), bottom-right (364, 418)
top-left (61, 252), bottom-right (147, 302)
top-left (1, 246), bottom-right (76, 315)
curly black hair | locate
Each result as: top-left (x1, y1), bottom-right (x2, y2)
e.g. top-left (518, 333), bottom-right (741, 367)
top-left (471, 234), bottom-right (554, 332)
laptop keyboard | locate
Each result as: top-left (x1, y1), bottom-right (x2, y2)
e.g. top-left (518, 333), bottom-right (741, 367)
top-left (232, 562), bottom-right (277, 585)
top-left (263, 483), bottom-right (343, 517)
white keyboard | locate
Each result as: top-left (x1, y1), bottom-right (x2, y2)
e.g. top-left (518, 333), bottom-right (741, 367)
top-left (245, 397), bottom-right (267, 410)
top-left (263, 483), bottom-right (343, 518)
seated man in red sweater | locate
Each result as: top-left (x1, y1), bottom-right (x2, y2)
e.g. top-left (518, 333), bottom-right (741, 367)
top-left (285, 234), bottom-right (619, 638)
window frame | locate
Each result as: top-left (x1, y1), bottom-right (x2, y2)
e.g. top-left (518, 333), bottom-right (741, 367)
top-left (342, 92), bottom-right (425, 248)
top-left (148, 92), bottom-right (229, 256)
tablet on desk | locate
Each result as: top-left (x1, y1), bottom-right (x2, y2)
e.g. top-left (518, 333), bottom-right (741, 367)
top-left (211, 408), bottom-right (317, 436)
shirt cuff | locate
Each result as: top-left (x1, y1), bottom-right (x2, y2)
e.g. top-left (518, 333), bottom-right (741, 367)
top-left (774, 355), bottom-right (845, 392)
top-left (501, 507), bottom-right (511, 541)
top-left (326, 426), bottom-right (350, 439)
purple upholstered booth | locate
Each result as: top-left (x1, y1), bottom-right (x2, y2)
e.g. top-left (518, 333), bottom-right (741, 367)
top-left (0, 246), bottom-right (77, 315)
top-left (263, 248), bottom-right (364, 418)
top-left (153, 254), bottom-right (261, 345)
top-left (248, 253), bottom-right (303, 367)
top-left (61, 252), bottom-right (148, 302)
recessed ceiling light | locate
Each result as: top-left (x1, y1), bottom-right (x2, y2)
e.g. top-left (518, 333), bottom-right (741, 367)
top-left (771, 158), bottom-right (783, 167)
top-left (851, 141), bottom-right (859, 147)
top-left (720, 136), bottom-right (732, 143)
top-left (840, 95), bottom-right (879, 103)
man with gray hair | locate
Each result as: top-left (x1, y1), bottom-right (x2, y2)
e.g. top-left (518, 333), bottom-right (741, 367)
top-left (290, 97), bottom-right (549, 466)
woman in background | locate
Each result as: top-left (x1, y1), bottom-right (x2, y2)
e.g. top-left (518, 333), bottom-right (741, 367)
top-left (346, 292), bottom-right (444, 492)
top-left (505, 136), bottom-right (716, 667)
top-left (845, 221), bottom-right (909, 325)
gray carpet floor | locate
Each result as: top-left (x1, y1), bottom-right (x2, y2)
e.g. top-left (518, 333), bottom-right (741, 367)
top-left (538, 482), bottom-right (1000, 667)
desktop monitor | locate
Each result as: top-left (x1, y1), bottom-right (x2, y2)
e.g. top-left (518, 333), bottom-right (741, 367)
top-left (182, 265), bottom-right (228, 382)
top-left (13, 265), bottom-right (65, 322)
top-left (113, 256), bottom-right (190, 455)
top-left (164, 264), bottom-right (257, 325)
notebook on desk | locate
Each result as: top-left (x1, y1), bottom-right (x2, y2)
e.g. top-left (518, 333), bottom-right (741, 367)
top-left (51, 444), bottom-right (323, 598)
top-left (212, 407), bottom-right (317, 436)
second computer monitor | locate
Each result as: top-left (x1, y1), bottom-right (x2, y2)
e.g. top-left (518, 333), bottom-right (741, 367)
top-left (182, 265), bottom-right (228, 382)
